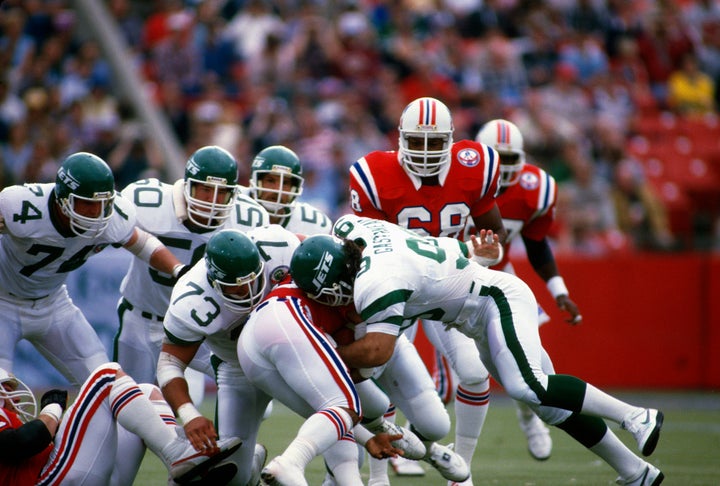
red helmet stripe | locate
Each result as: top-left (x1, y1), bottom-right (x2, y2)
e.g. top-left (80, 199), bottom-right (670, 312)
top-left (418, 98), bottom-right (437, 126)
top-left (497, 121), bottom-right (510, 144)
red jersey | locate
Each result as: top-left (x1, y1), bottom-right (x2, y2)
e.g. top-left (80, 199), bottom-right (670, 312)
top-left (493, 163), bottom-right (557, 269)
top-left (349, 140), bottom-right (501, 239)
top-left (264, 280), bottom-right (356, 343)
top-left (0, 408), bottom-right (52, 486)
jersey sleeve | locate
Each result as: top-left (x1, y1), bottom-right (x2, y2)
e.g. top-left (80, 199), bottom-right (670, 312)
top-left (521, 170), bottom-right (558, 241)
top-left (247, 225), bottom-right (301, 286)
top-left (107, 193), bottom-right (138, 245)
top-left (354, 275), bottom-right (407, 336)
top-left (348, 156), bottom-right (390, 220)
top-left (469, 144), bottom-right (502, 218)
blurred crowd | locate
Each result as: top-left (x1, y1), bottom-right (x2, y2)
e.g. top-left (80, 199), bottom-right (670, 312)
top-left (2, 0), bottom-right (720, 254)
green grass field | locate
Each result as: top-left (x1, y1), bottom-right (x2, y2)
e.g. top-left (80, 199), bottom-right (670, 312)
top-left (134, 391), bottom-right (720, 485)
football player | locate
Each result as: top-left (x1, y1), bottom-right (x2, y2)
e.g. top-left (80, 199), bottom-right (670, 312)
top-left (473, 118), bottom-right (583, 460)
top-left (245, 145), bottom-right (332, 235)
top-left (295, 218), bottom-right (665, 486)
top-left (157, 226), bottom-right (300, 485)
top-left (348, 97), bottom-right (506, 483)
top-left (240, 274), bottom-right (426, 485)
top-left (0, 152), bottom-right (183, 387)
top-left (113, 145), bottom-right (269, 403)
top-left (0, 363), bottom-right (241, 485)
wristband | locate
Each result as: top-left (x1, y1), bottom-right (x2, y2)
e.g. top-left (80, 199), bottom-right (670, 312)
top-left (177, 402), bottom-right (202, 425)
top-left (172, 263), bottom-right (186, 279)
top-left (40, 403), bottom-right (63, 423)
top-left (546, 276), bottom-right (569, 298)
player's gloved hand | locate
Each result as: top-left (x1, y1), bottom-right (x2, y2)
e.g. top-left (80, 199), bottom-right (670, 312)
top-left (41, 389), bottom-right (68, 411)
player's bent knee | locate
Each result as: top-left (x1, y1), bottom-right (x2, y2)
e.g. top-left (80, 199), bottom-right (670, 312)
top-left (405, 391), bottom-right (451, 441)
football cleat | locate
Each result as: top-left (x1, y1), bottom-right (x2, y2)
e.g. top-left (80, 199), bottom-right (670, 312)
top-left (517, 410), bottom-right (552, 461)
top-left (615, 463), bottom-right (664, 485)
top-left (261, 456), bottom-right (308, 486)
top-left (167, 437), bottom-right (242, 484)
top-left (423, 443), bottom-right (470, 482)
top-left (389, 455), bottom-right (426, 476)
top-left (622, 408), bottom-right (664, 456)
top-left (369, 420), bottom-right (427, 460)
top-left (248, 443), bottom-right (267, 486)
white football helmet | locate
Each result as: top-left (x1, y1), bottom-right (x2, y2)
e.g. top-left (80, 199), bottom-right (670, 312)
top-left (398, 97), bottom-right (454, 177)
top-left (476, 119), bottom-right (525, 187)
top-left (0, 367), bottom-right (37, 423)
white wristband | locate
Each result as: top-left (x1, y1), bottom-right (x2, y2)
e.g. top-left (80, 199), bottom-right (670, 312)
top-left (546, 276), bottom-right (569, 299)
top-left (177, 402), bottom-right (202, 425)
top-left (172, 263), bottom-right (186, 279)
top-left (40, 403), bottom-right (63, 423)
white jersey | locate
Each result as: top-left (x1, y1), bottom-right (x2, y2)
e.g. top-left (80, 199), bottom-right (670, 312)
top-left (0, 182), bottom-right (136, 299)
top-left (283, 201), bottom-right (332, 235)
top-left (120, 178), bottom-right (269, 316)
top-left (238, 185), bottom-right (332, 235)
top-left (333, 215), bottom-right (521, 338)
top-left (163, 224), bottom-right (300, 363)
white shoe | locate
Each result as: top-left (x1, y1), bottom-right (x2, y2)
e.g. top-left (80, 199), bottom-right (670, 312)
top-left (448, 477), bottom-right (474, 486)
top-left (261, 456), bottom-right (308, 486)
top-left (165, 437), bottom-right (242, 484)
top-left (423, 443), bottom-right (470, 482)
top-left (518, 411), bottom-right (552, 460)
top-left (369, 421), bottom-right (427, 460)
top-left (248, 443), bottom-right (267, 486)
top-left (616, 463), bottom-right (664, 485)
top-left (389, 455), bottom-right (426, 476)
top-left (622, 408), bottom-right (664, 456)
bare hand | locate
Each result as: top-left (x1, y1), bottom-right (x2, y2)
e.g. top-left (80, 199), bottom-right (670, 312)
top-left (557, 295), bottom-right (582, 325)
top-left (470, 230), bottom-right (501, 262)
top-left (184, 416), bottom-right (220, 452)
top-left (366, 433), bottom-right (404, 459)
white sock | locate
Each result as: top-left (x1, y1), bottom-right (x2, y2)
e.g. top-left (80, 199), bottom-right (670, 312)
top-left (453, 381), bottom-right (490, 466)
top-left (580, 383), bottom-right (639, 424)
top-left (110, 375), bottom-right (177, 462)
top-left (589, 429), bottom-right (646, 479)
top-left (282, 407), bottom-right (354, 468)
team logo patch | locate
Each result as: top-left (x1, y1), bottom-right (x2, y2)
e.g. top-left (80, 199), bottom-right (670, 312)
top-left (519, 172), bottom-right (539, 190)
top-left (271, 265), bottom-right (289, 285)
top-left (457, 148), bottom-right (480, 167)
